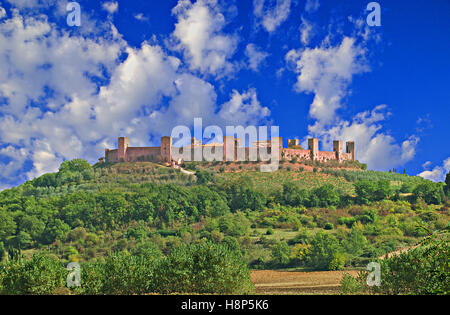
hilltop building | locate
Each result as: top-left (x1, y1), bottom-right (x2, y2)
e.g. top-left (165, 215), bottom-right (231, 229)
top-left (104, 136), bottom-right (355, 164)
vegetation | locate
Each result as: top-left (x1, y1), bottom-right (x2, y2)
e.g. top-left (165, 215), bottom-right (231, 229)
top-left (340, 229), bottom-right (449, 295)
top-left (0, 159), bottom-right (448, 295)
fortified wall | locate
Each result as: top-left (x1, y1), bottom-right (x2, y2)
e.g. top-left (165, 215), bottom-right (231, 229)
top-left (105, 136), bottom-right (355, 164)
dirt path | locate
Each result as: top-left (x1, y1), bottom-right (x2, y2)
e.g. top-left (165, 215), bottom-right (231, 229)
top-left (250, 270), bottom-right (359, 295)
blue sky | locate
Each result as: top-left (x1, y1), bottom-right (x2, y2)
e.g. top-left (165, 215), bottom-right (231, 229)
top-left (0, 0), bottom-right (449, 189)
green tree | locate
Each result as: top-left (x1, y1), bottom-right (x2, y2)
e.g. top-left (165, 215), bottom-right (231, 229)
top-left (43, 219), bottom-right (71, 243)
top-left (309, 184), bottom-right (340, 207)
top-left (0, 211), bottom-right (16, 242)
top-left (307, 232), bottom-right (341, 270)
top-left (413, 181), bottom-right (445, 205)
top-left (0, 253), bottom-right (66, 295)
top-left (218, 212), bottom-right (250, 237)
top-left (19, 215), bottom-right (45, 241)
top-left (281, 182), bottom-right (309, 207)
top-left (0, 242), bottom-right (5, 262)
top-left (195, 170), bottom-right (214, 185)
top-left (224, 176), bottom-right (266, 212)
top-left (445, 172), bottom-right (450, 196)
top-left (59, 159), bottom-right (93, 173)
top-left (342, 228), bottom-right (367, 257)
top-left (155, 242), bottom-right (254, 294)
top-left (271, 241), bottom-right (291, 266)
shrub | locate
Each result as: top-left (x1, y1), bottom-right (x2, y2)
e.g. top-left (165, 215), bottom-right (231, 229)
top-left (324, 223), bottom-right (334, 230)
top-left (345, 230), bottom-right (449, 295)
top-left (271, 241), bottom-right (291, 266)
top-left (339, 272), bottom-right (365, 294)
top-left (413, 182), bottom-right (445, 205)
top-left (0, 253), bottom-right (66, 295)
top-left (154, 242), bottom-right (254, 294)
top-left (328, 252), bottom-right (346, 270)
top-left (307, 232), bottom-right (341, 270)
top-left (372, 231), bottom-right (449, 295)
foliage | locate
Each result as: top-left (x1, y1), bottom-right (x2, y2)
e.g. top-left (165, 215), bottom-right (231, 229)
top-left (341, 229), bottom-right (449, 295)
top-left (0, 253), bottom-right (66, 295)
top-left (412, 181), bottom-right (445, 205)
top-left (307, 232), bottom-right (343, 270)
top-left (271, 241), bottom-right (291, 266)
top-left (354, 180), bottom-right (393, 204)
top-left (372, 230), bottom-right (449, 295)
top-left (155, 242), bottom-right (254, 294)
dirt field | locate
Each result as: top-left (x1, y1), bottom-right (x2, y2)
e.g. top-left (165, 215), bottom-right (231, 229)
top-left (250, 270), bottom-right (360, 295)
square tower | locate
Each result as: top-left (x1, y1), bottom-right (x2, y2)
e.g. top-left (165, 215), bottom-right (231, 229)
top-left (333, 140), bottom-right (343, 161)
top-left (118, 137), bottom-right (129, 162)
top-left (333, 140), bottom-right (343, 153)
top-left (288, 139), bottom-right (299, 148)
top-left (308, 138), bottom-right (319, 160)
top-left (346, 141), bottom-right (355, 161)
top-left (161, 136), bottom-right (172, 162)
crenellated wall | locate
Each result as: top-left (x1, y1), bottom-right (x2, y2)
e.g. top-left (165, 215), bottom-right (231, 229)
top-left (283, 148), bottom-right (310, 160)
top-left (104, 136), bottom-right (356, 164)
top-left (126, 147), bottom-right (160, 162)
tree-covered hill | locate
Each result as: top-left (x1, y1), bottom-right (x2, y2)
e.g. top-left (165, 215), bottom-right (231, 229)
top-left (0, 159), bottom-right (448, 294)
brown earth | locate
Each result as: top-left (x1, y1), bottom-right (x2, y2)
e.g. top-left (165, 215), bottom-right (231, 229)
top-left (250, 269), bottom-right (360, 295)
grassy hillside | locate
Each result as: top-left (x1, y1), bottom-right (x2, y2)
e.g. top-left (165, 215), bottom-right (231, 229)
top-left (0, 159), bottom-right (448, 294)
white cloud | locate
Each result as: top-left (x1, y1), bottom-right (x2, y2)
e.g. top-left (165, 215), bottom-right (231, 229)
top-left (218, 89), bottom-right (271, 126)
top-left (0, 11), bottom-right (124, 116)
top-left (286, 37), bottom-right (369, 128)
top-left (0, 146), bottom-right (28, 178)
top-left (134, 13), bottom-right (148, 21)
top-left (5, 0), bottom-right (57, 9)
top-left (305, 105), bottom-right (420, 171)
top-left (444, 157), bottom-right (450, 172)
top-left (245, 44), bottom-right (269, 71)
top-left (419, 157), bottom-right (450, 182)
top-left (0, 7), bottom-right (6, 19)
top-left (304, 0), bottom-right (320, 13)
top-left (102, 1), bottom-right (119, 15)
top-left (253, 0), bottom-right (291, 33)
top-left (171, 0), bottom-right (238, 77)
top-left (300, 17), bottom-right (314, 45)
top-left (0, 7), bottom-right (271, 187)
top-left (285, 16), bottom-right (417, 171)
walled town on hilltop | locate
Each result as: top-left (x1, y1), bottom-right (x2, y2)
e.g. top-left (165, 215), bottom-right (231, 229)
top-left (104, 136), bottom-right (356, 165)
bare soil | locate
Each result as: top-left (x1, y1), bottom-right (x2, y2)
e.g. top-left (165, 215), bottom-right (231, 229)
top-left (250, 269), bottom-right (359, 295)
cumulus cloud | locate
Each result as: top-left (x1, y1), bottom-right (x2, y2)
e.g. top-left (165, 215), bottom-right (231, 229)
top-left (0, 7), bottom-right (270, 188)
top-left (286, 37), bottom-right (369, 129)
top-left (5, 0), bottom-right (57, 9)
top-left (218, 89), bottom-right (271, 126)
top-left (418, 157), bottom-right (450, 182)
top-left (304, 0), bottom-right (320, 13)
top-left (253, 0), bottom-right (291, 33)
top-left (284, 22), bottom-right (419, 171)
top-left (299, 17), bottom-right (314, 45)
top-left (102, 1), bottom-right (119, 15)
top-left (134, 13), bottom-right (148, 21)
top-left (445, 158), bottom-right (450, 172)
top-left (170, 0), bottom-right (238, 77)
top-left (245, 44), bottom-right (269, 71)
top-left (303, 105), bottom-right (420, 170)
top-left (0, 7), bottom-right (6, 19)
